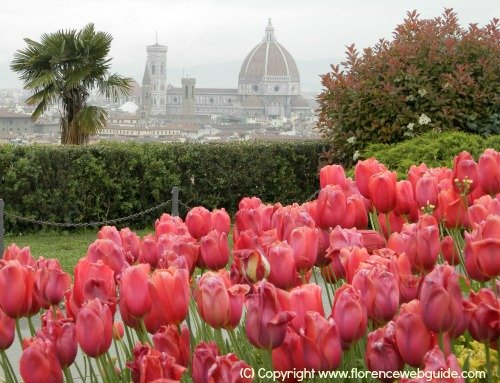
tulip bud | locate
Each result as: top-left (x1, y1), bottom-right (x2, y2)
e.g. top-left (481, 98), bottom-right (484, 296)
top-left (186, 206), bottom-right (212, 239)
top-left (76, 299), bottom-right (113, 358)
top-left (199, 230), bottom-right (230, 270)
top-left (332, 284), bottom-right (368, 344)
top-left (467, 288), bottom-right (500, 344)
top-left (320, 164), bottom-right (348, 190)
top-left (355, 158), bottom-right (387, 199)
top-left (0, 309), bottom-right (15, 350)
top-left (267, 241), bottom-right (297, 290)
top-left (452, 151), bottom-right (479, 195)
top-left (478, 149), bottom-right (500, 195)
top-left (20, 339), bottom-right (63, 383)
top-left (211, 208), bottom-right (231, 234)
top-left (316, 185), bottom-right (347, 229)
top-left (290, 227), bottom-right (319, 272)
top-left (119, 264), bottom-right (152, 320)
top-left (368, 171), bottom-right (398, 214)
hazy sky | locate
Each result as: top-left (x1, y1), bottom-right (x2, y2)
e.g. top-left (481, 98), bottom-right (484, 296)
top-left (0, 0), bottom-right (497, 88)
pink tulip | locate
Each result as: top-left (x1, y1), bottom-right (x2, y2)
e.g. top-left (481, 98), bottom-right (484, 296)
top-left (20, 339), bottom-right (63, 383)
top-left (320, 164), bottom-right (348, 190)
top-left (153, 324), bottom-right (191, 367)
top-left (478, 149), bottom-right (500, 195)
top-left (139, 234), bottom-right (161, 268)
top-left (192, 342), bottom-right (219, 383)
top-left (344, 194), bottom-right (369, 229)
top-left (316, 185), bottom-right (347, 229)
top-left (441, 235), bottom-right (460, 265)
top-left (2, 244), bottom-right (36, 267)
top-left (97, 225), bottom-right (122, 247)
top-left (285, 284), bottom-right (324, 333)
top-left (332, 284), bottom-right (368, 344)
top-left (0, 309), bottom-right (15, 350)
top-left (119, 263), bottom-right (152, 320)
top-left (415, 174), bottom-right (438, 209)
top-left (199, 230), bottom-right (230, 270)
top-left (211, 208), bottom-right (231, 234)
top-left (86, 238), bottom-right (128, 277)
top-left (467, 288), bottom-right (500, 344)
top-left (186, 206), bottom-right (212, 239)
top-left (76, 298), bottom-right (113, 358)
top-left (452, 151), bottom-right (479, 194)
top-left (38, 316), bottom-right (78, 368)
top-left (394, 180), bottom-right (416, 216)
top-left (35, 262), bottom-right (71, 308)
top-left (205, 353), bottom-right (253, 383)
top-left (355, 158), bottom-right (387, 199)
top-left (120, 228), bottom-right (141, 262)
top-left (368, 171), bottom-right (398, 214)
top-left (289, 226), bottom-right (319, 272)
top-left (272, 327), bottom-right (305, 382)
top-left (266, 241), bottom-right (298, 290)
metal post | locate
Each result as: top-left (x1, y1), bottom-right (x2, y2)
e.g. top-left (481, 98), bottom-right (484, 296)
top-left (0, 199), bottom-right (4, 258)
top-left (171, 186), bottom-right (179, 217)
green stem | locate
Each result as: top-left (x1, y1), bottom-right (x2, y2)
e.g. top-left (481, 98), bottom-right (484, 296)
top-left (1, 349), bottom-right (18, 383)
top-left (186, 311), bottom-right (196, 352)
top-left (214, 328), bottom-right (226, 354)
top-left (113, 340), bottom-right (124, 372)
top-left (139, 320), bottom-right (152, 346)
top-left (385, 213), bottom-right (392, 237)
top-left (97, 356), bottom-right (111, 383)
top-left (87, 356), bottom-right (96, 383)
top-left (26, 316), bottom-right (36, 337)
top-left (314, 267), bottom-right (332, 308)
top-left (438, 332), bottom-right (444, 354)
top-left (123, 324), bottom-right (135, 355)
top-left (15, 320), bottom-right (23, 345)
top-left (484, 342), bottom-right (493, 383)
top-left (63, 367), bottom-right (74, 383)
top-left (73, 359), bottom-right (86, 382)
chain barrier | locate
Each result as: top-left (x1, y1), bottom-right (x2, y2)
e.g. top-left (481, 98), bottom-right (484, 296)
top-left (3, 199), bottom-right (173, 228)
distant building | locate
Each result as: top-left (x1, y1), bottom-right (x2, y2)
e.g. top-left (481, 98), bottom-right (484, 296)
top-left (0, 109), bottom-right (33, 139)
top-left (141, 20), bottom-right (312, 120)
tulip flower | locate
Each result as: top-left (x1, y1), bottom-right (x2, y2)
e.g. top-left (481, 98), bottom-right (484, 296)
top-left (300, 312), bottom-right (343, 371)
top-left (192, 342), bottom-right (220, 383)
top-left (155, 213), bottom-right (189, 236)
top-left (419, 264), bottom-right (462, 333)
top-left (186, 206), bottom-right (212, 239)
top-left (127, 343), bottom-right (186, 383)
top-left (320, 164), bottom-right (348, 190)
top-left (413, 215), bottom-right (440, 272)
top-left (245, 281), bottom-right (295, 349)
top-left (206, 353), bottom-right (253, 383)
top-left (271, 205), bottom-right (314, 242)
top-left (199, 230), bottom-right (230, 270)
top-left (394, 300), bottom-right (433, 367)
top-left (316, 185), bottom-right (347, 229)
top-left (97, 225), bottom-right (122, 246)
top-left (352, 265), bottom-right (399, 323)
top-left (467, 288), bottom-right (500, 344)
top-left (76, 298), bottom-right (113, 358)
top-left (438, 189), bottom-right (470, 229)
top-left (37, 317), bottom-right (78, 368)
top-left (377, 211), bottom-right (405, 238)
top-left (368, 171), bottom-right (398, 214)
top-left (113, 321), bottom-right (124, 340)
top-left (355, 158), bottom-right (387, 199)
top-left (153, 324), bottom-right (191, 367)
top-left (195, 271), bottom-right (249, 330)
top-left (211, 208), bottom-right (231, 234)
top-left (235, 208), bottom-right (264, 237)
top-left (339, 247), bottom-right (370, 284)
top-left (231, 249), bottom-right (271, 284)
top-left (20, 338), bottom-right (63, 383)
top-left (289, 226), bottom-right (319, 272)
top-left (332, 284), bottom-right (367, 344)
top-left (86, 238), bottom-right (128, 277)
top-left (478, 149), bottom-right (500, 195)
top-left (406, 346), bottom-right (465, 383)
top-left (35, 264), bottom-right (72, 309)
top-left (468, 195), bottom-right (500, 228)
top-left (441, 235), bottom-right (460, 265)
top-left (464, 215), bottom-right (500, 279)
top-left (139, 234), bottom-right (161, 268)
top-left (344, 194), bottom-right (369, 229)
top-left (415, 174), bottom-right (438, 209)
top-left (120, 228), bottom-right (141, 263)
top-left (452, 151), bottom-right (479, 194)
top-left (365, 322), bottom-right (404, 382)
top-left (283, 284), bottom-right (324, 333)
top-left (149, 265), bottom-right (190, 325)
top-left (239, 196), bottom-right (262, 210)
top-left (2, 244), bottom-right (36, 267)
top-left (272, 327), bottom-right (305, 382)
top-left (266, 241), bottom-right (298, 290)
top-left (394, 180), bottom-right (416, 216)
top-left (119, 263), bottom-right (152, 320)
top-left (0, 309), bottom-right (15, 350)
top-left (0, 260), bottom-right (40, 318)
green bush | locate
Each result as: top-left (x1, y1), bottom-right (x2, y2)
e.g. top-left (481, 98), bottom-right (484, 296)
top-left (0, 141), bottom-right (327, 232)
top-left (362, 131), bottom-right (500, 176)
top-left (317, 9), bottom-right (500, 166)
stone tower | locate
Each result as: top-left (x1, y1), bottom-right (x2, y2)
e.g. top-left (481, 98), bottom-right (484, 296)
top-left (141, 41), bottom-right (167, 117)
top-left (181, 78), bottom-right (196, 115)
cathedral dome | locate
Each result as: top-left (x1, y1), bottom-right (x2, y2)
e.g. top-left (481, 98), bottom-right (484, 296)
top-left (238, 20), bottom-right (300, 95)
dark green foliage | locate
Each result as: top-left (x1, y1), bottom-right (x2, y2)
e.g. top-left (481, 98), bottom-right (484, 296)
top-left (363, 131), bottom-right (500, 176)
top-left (0, 141), bottom-right (326, 232)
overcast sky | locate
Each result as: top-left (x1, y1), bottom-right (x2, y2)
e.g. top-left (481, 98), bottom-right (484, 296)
top-left (0, 0), bottom-right (497, 88)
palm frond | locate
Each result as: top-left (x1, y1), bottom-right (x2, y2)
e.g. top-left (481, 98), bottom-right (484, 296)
top-left (72, 105), bottom-right (108, 136)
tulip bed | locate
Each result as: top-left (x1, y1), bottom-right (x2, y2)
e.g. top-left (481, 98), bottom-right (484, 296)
top-left (0, 148), bottom-right (499, 383)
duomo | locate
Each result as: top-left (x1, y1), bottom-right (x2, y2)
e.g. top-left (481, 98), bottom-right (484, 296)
top-left (121, 20), bottom-right (313, 121)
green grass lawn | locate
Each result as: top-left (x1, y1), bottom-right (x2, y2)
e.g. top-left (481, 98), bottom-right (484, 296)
top-left (3, 228), bottom-right (154, 273)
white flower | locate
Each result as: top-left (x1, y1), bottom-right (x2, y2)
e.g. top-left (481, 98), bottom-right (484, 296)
top-left (418, 89), bottom-right (427, 97)
top-left (353, 150), bottom-right (360, 161)
top-left (407, 123), bottom-right (414, 130)
top-left (347, 136), bottom-right (356, 144)
top-left (419, 113), bottom-right (431, 125)
top-left (407, 95), bottom-right (415, 101)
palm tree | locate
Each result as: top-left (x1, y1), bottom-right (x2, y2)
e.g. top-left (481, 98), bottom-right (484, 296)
top-left (11, 24), bottom-right (131, 144)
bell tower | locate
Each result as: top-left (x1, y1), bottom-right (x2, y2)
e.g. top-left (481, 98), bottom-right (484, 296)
top-left (141, 38), bottom-right (167, 117)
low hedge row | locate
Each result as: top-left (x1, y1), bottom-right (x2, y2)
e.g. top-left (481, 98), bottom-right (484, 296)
top-left (363, 131), bottom-right (500, 176)
top-left (0, 141), bottom-right (327, 232)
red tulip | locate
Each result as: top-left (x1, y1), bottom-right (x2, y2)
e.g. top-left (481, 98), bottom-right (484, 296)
top-left (271, 205), bottom-right (314, 242)
top-left (320, 164), bottom-right (348, 190)
top-left (285, 284), bottom-right (324, 333)
top-left (359, 230), bottom-right (387, 252)
top-left (419, 264), bottom-right (463, 333)
top-left (329, 226), bottom-right (363, 253)
top-left (394, 300), bottom-right (433, 367)
top-left (231, 248), bottom-right (271, 284)
top-left (86, 238), bottom-right (128, 277)
top-left (153, 324), bottom-right (191, 367)
top-left (186, 206), bottom-right (212, 239)
top-left (355, 158), bottom-right (387, 199)
top-left (76, 298), bottom-right (113, 358)
top-left (368, 171), bottom-right (398, 214)
top-left (113, 321), bottom-right (124, 340)
top-left (365, 322), bottom-right (404, 382)
top-left (206, 353), bottom-right (253, 383)
top-left (404, 346), bottom-right (465, 383)
top-left (139, 234), bottom-right (161, 268)
top-left (149, 265), bottom-right (190, 325)
top-left (441, 235), bottom-right (460, 265)
top-left (272, 327), bottom-right (305, 383)
top-left (127, 343), bottom-right (186, 383)
top-left (352, 265), bottom-right (399, 323)
top-left (438, 189), bottom-right (470, 229)
top-left (155, 213), bottom-right (189, 236)
top-left (266, 241), bottom-right (297, 290)
top-left (415, 174), bottom-right (438, 209)
top-left (199, 230), bottom-right (230, 270)
top-left (35, 264), bottom-right (71, 308)
top-left (20, 339), bottom-right (63, 383)
top-left (192, 342), bottom-right (220, 383)
top-left (464, 215), bottom-right (500, 279)
top-left (468, 195), bottom-right (500, 228)
top-left (344, 194), bottom-right (369, 229)
top-left (339, 247), bottom-right (370, 284)
top-left (239, 197), bottom-right (262, 210)
top-left (413, 215), bottom-right (440, 272)
top-left (289, 226), bottom-right (319, 272)
top-left (211, 208), bottom-right (231, 234)
top-left (394, 180), bottom-right (416, 216)
top-left (235, 209), bottom-right (263, 237)
top-left (452, 151), bottom-right (479, 194)
top-left (332, 284), bottom-right (368, 344)
top-left (2, 244), bottom-right (36, 267)
top-left (316, 185), bottom-right (347, 229)
top-left (467, 288), bottom-right (500, 344)
top-left (97, 225), bottom-right (122, 247)
top-left (0, 309), bottom-right (15, 350)
top-left (38, 317), bottom-right (78, 368)
top-left (301, 312), bottom-right (342, 371)
top-left (120, 228), bottom-right (141, 263)
top-left (120, 263), bottom-right (152, 320)
top-left (195, 271), bottom-right (249, 330)
top-left (478, 149), bottom-right (500, 195)
top-left (0, 260), bottom-right (40, 318)
top-left (245, 281), bottom-right (295, 349)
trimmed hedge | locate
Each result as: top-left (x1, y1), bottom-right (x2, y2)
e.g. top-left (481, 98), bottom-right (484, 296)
top-left (0, 141), bottom-right (327, 232)
top-left (363, 131), bottom-right (500, 176)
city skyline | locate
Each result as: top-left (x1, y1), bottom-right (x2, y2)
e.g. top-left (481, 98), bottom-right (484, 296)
top-left (0, 0), bottom-right (498, 88)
